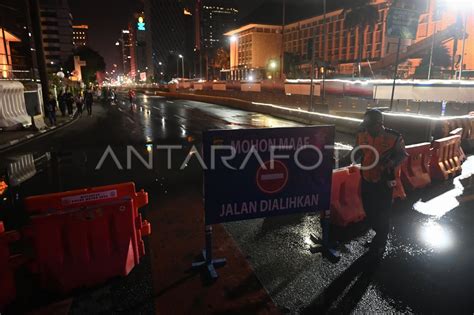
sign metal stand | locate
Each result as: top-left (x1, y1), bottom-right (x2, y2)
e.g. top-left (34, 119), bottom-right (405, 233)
top-left (310, 210), bottom-right (340, 261)
top-left (192, 225), bottom-right (226, 280)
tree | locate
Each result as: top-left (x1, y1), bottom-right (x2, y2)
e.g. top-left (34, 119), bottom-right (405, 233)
top-left (414, 44), bottom-right (451, 78)
top-left (284, 52), bottom-right (303, 79)
top-left (213, 47), bottom-right (230, 70)
top-left (65, 46), bottom-right (106, 85)
top-left (343, 0), bottom-right (379, 77)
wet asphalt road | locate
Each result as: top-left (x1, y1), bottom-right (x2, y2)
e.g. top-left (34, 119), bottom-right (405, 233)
top-left (1, 95), bottom-right (473, 314)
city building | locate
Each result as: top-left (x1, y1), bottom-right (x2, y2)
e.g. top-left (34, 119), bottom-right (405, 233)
top-left (196, 0), bottom-right (238, 79)
top-left (200, 1), bottom-right (238, 50)
top-left (72, 25), bottom-right (88, 47)
top-left (119, 29), bottom-right (133, 78)
top-left (39, 0), bottom-right (73, 71)
top-left (225, 0), bottom-right (474, 80)
top-left (144, 0), bottom-right (193, 80)
top-left (131, 13), bottom-right (148, 81)
top-left (225, 24), bottom-right (282, 80)
top-left (144, 0), bottom-right (186, 80)
top-left (0, 29), bottom-right (21, 79)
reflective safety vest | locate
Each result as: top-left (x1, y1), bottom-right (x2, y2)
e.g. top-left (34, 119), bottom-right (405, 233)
top-left (356, 129), bottom-right (399, 183)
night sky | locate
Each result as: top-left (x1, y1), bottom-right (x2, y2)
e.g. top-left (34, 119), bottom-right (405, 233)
top-left (68, 0), bottom-right (335, 71)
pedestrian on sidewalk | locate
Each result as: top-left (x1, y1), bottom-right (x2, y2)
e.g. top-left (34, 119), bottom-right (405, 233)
top-left (46, 93), bottom-right (57, 126)
top-left (128, 89), bottom-right (136, 111)
top-left (75, 93), bottom-right (84, 116)
top-left (65, 89), bottom-right (74, 115)
top-left (85, 89), bottom-right (94, 116)
top-left (340, 109), bottom-right (407, 257)
top-left (58, 90), bottom-right (66, 117)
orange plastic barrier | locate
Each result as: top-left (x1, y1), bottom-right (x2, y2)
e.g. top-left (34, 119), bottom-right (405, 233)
top-left (430, 135), bottom-right (463, 181)
top-left (400, 142), bottom-right (432, 190)
top-left (0, 222), bottom-right (20, 310)
top-left (449, 128), bottom-right (467, 162)
top-left (330, 166), bottom-right (366, 227)
top-left (393, 166), bottom-right (406, 200)
top-left (0, 181), bottom-right (7, 196)
top-left (23, 182), bottom-right (147, 215)
top-left (23, 183), bottom-right (151, 292)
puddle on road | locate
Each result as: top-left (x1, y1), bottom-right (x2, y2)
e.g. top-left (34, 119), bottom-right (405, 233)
top-left (413, 157), bottom-right (474, 218)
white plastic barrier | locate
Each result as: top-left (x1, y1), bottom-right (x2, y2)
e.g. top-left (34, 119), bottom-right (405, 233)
top-left (7, 154), bottom-right (37, 186)
top-left (212, 83), bottom-right (226, 91)
top-left (241, 83), bottom-right (261, 92)
top-left (24, 83), bottom-right (46, 130)
top-left (0, 81), bottom-right (31, 129)
top-left (284, 84), bottom-right (320, 96)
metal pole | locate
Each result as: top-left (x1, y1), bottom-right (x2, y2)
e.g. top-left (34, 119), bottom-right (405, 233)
top-left (458, 12), bottom-right (467, 80)
top-left (309, 42), bottom-right (315, 112)
top-left (181, 57), bottom-right (185, 79)
top-left (390, 37), bottom-right (402, 111)
top-left (322, 0), bottom-right (326, 105)
top-left (28, 0), bottom-right (49, 105)
top-left (428, 23), bottom-right (437, 80)
top-left (280, 0), bottom-right (286, 79)
top-left (176, 57), bottom-right (179, 78)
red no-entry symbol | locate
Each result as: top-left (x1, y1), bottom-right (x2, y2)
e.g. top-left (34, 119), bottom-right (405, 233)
top-left (256, 160), bottom-right (289, 194)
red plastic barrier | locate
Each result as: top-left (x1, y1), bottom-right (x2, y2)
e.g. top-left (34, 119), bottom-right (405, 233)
top-left (393, 166), bottom-right (406, 200)
top-left (0, 222), bottom-right (20, 310)
top-left (330, 166), bottom-right (366, 227)
top-left (400, 142), bottom-right (432, 191)
top-left (449, 128), bottom-right (467, 162)
top-left (430, 135), bottom-right (463, 181)
top-left (24, 182), bottom-right (147, 215)
top-left (23, 183), bottom-right (151, 292)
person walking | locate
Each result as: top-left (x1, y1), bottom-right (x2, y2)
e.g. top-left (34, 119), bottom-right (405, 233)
top-left (342, 109), bottom-right (407, 256)
top-left (58, 90), bottom-right (66, 117)
top-left (46, 93), bottom-right (57, 126)
top-left (75, 93), bottom-right (84, 116)
top-left (85, 89), bottom-right (94, 116)
top-left (128, 89), bottom-right (136, 111)
top-left (65, 89), bottom-right (74, 116)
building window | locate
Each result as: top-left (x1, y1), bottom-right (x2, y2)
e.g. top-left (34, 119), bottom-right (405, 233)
top-left (41, 21), bottom-right (57, 27)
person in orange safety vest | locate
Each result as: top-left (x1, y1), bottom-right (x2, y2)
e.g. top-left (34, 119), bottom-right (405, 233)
top-left (344, 109), bottom-right (407, 256)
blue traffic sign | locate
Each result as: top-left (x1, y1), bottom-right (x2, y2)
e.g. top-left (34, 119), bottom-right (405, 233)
top-left (202, 126), bottom-right (335, 224)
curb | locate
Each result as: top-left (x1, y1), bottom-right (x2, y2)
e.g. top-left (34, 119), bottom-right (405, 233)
top-left (0, 115), bottom-right (79, 153)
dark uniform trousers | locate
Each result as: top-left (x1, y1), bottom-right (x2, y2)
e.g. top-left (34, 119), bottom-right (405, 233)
top-left (361, 178), bottom-right (393, 247)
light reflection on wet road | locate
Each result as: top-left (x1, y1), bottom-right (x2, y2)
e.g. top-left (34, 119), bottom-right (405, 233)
top-left (1, 95), bottom-right (473, 313)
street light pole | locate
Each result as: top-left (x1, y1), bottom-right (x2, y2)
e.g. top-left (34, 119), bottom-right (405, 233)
top-left (321, 0), bottom-right (327, 106)
top-left (180, 54), bottom-right (185, 79)
top-left (309, 0), bottom-right (326, 112)
top-left (280, 0), bottom-right (286, 80)
top-left (458, 11), bottom-right (467, 80)
top-left (427, 23), bottom-right (437, 80)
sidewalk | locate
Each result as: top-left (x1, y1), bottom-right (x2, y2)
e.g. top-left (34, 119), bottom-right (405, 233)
top-left (0, 113), bottom-right (77, 152)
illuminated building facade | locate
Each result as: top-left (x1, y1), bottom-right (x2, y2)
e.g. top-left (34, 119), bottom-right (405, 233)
top-left (201, 1), bottom-right (238, 50)
top-left (72, 25), bottom-right (88, 47)
top-left (144, 0), bottom-right (191, 80)
top-left (39, 0), bottom-right (73, 70)
top-left (226, 0), bottom-right (474, 79)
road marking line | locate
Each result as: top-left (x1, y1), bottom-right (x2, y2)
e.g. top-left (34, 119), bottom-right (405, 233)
top-left (118, 107), bottom-right (124, 112)
top-left (127, 117), bottom-right (134, 123)
top-left (25, 134), bottom-right (34, 139)
top-left (166, 100), bottom-right (174, 104)
top-left (261, 173), bottom-right (284, 181)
